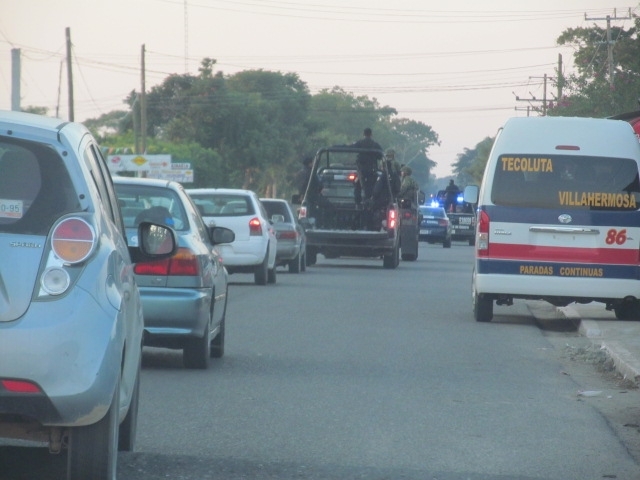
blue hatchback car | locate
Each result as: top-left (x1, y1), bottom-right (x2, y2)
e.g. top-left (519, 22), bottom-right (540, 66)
top-left (0, 110), bottom-right (175, 480)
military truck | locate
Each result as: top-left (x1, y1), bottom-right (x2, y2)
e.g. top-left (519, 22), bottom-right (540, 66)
top-left (295, 146), bottom-right (401, 269)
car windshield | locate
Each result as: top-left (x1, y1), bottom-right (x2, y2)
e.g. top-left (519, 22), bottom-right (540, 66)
top-left (114, 184), bottom-right (188, 230)
top-left (491, 154), bottom-right (640, 210)
top-left (190, 193), bottom-right (256, 217)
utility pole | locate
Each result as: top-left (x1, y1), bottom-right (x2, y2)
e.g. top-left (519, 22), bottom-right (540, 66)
top-left (557, 54), bottom-right (563, 101)
top-left (65, 27), bottom-right (74, 121)
top-left (11, 48), bottom-right (20, 111)
top-left (585, 8), bottom-right (632, 90)
top-left (184, 0), bottom-right (188, 73)
top-left (514, 74), bottom-right (554, 116)
top-left (140, 44), bottom-right (147, 154)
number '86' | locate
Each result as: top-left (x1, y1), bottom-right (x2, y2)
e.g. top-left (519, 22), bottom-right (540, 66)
top-left (605, 228), bottom-right (627, 245)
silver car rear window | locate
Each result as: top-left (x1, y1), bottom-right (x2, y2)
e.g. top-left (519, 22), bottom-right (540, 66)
top-left (491, 154), bottom-right (640, 211)
top-left (115, 184), bottom-right (188, 231)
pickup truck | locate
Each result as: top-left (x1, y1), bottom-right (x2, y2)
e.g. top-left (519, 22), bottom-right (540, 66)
top-left (295, 146), bottom-right (401, 268)
top-left (432, 189), bottom-right (476, 245)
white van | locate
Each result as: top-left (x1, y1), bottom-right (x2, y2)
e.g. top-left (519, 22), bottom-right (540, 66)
top-left (467, 116), bottom-right (640, 322)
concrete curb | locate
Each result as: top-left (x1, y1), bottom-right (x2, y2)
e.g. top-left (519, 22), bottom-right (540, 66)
top-left (558, 305), bottom-right (640, 385)
top-left (600, 340), bottom-right (640, 385)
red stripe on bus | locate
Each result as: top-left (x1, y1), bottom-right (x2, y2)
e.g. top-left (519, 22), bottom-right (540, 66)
top-left (483, 243), bottom-right (639, 265)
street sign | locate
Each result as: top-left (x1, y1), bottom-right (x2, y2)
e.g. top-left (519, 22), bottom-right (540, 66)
top-left (106, 154), bottom-right (172, 172)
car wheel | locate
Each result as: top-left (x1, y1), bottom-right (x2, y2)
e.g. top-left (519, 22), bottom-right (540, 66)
top-left (183, 312), bottom-right (211, 369)
top-left (472, 272), bottom-right (492, 322)
top-left (468, 237), bottom-right (476, 246)
top-left (118, 357), bottom-right (140, 451)
top-left (443, 237), bottom-right (451, 248)
top-left (614, 300), bottom-right (640, 320)
top-left (301, 251), bottom-right (307, 272)
top-left (67, 374), bottom-right (119, 480)
top-left (210, 293), bottom-right (227, 358)
top-left (401, 253), bottom-right (417, 261)
top-left (254, 251), bottom-right (269, 285)
top-left (268, 264), bottom-right (277, 284)
top-left (289, 252), bottom-right (301, 273)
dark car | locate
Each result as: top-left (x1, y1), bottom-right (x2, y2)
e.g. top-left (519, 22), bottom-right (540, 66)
top-left (419, 205), bottom-right (452, 248)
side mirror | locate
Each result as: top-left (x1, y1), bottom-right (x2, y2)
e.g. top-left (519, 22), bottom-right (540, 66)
top-left (463, 185), bottom-right (479, 205)
top-left (209, 226), bottom-right (235, 245)
top-left (129, 222), bottom-right (177, 263)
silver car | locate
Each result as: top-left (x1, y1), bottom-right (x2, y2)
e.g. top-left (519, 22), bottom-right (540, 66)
top-left (260, 198), bottom-right (306, 273)
top-left (0, 110), bottom-right (175, 480)
top-left (114, 177), bottom-right (234, 369)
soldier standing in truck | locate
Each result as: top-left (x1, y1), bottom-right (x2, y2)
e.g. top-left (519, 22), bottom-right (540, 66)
top-left (351, 128), bottom-right (383, 207)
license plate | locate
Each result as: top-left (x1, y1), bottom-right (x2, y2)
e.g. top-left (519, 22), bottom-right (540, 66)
top-left (0, 199), bottom-right (23, 218)
top-left (420, 229), bottom-right (432, 235)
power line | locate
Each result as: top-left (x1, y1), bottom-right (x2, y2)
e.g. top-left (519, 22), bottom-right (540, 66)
top-left (585, 8), bottom-right (633, 89)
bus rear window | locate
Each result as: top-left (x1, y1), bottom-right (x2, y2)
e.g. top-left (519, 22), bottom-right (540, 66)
top-left (491, 154), bottom-right (640, 211)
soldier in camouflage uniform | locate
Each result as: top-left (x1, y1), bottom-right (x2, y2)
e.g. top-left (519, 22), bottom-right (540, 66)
top-left (384, 148), bottom-right (402, 197)
top-left (398, 166), bottom-right (419, 207)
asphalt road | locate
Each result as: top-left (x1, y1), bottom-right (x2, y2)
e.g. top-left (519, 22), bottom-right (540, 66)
top-left (2, 242), bottom-right (640, 480)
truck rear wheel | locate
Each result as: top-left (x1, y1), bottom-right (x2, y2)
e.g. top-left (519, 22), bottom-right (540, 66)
top-left (306, 247), bottom-right (317, 266)
top-left (383, 242), bottom-right (399, 269)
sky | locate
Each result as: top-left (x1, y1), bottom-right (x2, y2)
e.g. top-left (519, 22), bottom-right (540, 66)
top-left (0, 0), bottom-right (637, 178)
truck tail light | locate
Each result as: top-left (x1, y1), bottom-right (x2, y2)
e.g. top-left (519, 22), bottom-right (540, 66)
top-left (387, 208), bottom-right (398, 230)
top-left (249, 217), bottom-right (263, 236)
top-left (477, 210), bottom-right (490, 254)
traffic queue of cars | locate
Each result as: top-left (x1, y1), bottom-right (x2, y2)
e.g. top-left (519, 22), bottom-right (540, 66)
top-left (0, 110), bottom-right (478, 480)
top-left (0, 110), bottom-right (308, 480)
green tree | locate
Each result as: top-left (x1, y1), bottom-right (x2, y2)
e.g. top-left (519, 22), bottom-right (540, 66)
top-left (551, 17), bottom-right (640, 117)
top-left (90, 59), bottom-right (442, 198)
top-left (463, 136), bottom-right (494, 184)
top-left (384, 118), bottom-right (439, 191)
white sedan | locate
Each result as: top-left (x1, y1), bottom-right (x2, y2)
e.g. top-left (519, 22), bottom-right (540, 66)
top-left (187, 188), bottom-right (278, 285)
